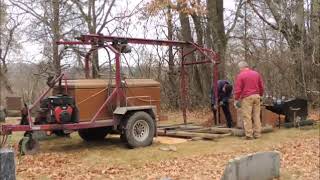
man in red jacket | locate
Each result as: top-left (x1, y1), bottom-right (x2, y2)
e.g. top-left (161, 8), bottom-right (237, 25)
top-left (234, 61), bottom-right (264, 139)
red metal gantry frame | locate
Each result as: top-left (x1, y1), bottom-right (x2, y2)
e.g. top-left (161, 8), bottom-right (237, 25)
top-left (0, 34), bottom-right (220, 140)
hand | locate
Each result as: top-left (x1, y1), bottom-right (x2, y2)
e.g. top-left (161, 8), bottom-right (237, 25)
top-left (234, 100), bottom-right (241, 108)
top-left (211, 104), bottom-right (217, 110)
top-left (219, 101), bottom-right (224, 106)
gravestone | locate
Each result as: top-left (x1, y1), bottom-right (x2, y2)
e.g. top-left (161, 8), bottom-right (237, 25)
top-left (0, 148), bottom-right (16, 180)
top-left (221, 151), bottom-right (280, 180)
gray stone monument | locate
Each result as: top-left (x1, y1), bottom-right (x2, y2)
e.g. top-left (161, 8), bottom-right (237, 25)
top-left (0, 148), bottom-right (16, 180)
top-left (221, 151), bottom-right (280, 180)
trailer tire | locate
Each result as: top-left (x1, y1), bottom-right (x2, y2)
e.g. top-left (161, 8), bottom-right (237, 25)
top-left (124, 111), bottom-right (155, 148)
top-left (78, 127), bottom-right (111, 141)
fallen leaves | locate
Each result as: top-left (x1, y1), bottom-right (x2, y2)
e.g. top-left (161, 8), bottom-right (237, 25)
top-left (15, 133), bottom-right (319, 180)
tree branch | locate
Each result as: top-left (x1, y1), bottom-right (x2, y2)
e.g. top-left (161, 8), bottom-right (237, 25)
top-left (97, 0), bottom-right (116, 33)
top-left (248, 0), bottom-right (279, 30)
top-left (226, 0), bottom-right (244, 38)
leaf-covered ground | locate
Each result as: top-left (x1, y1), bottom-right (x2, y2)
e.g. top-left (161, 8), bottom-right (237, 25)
top-left (13, 126), bottom-right (319, 180)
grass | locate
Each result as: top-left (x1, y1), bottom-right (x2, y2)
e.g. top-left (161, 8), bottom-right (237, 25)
top-left (12, 125), bottom-right (319, 167)
top-left (3, 116), bottom-right (319, 179)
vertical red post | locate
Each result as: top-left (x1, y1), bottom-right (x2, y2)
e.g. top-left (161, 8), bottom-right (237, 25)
top-left (181, 48), bottom-right (187, 125)
top-left (115, 52), bottom-right (121, 107)
top-left (85, 55), bottom-right (90, 78)
top-left (213, 55), bottom-right (219, 124)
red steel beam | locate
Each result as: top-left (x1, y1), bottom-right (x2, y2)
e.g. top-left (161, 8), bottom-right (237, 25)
top-left (183, 60), bottom-right (212, 66)
top-left (57, 34), bottom-right (193, 47)
top-left (1, 119), bottom-right (116, 134)
top-left (180, 48), bottom-right (187, 124)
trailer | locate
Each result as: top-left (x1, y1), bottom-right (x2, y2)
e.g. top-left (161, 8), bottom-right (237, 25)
top-left (0, 34), bottom-right (219, 154)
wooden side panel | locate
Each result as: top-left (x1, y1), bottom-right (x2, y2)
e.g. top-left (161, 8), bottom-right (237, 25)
top-left (74, 88), bottom-right (113, 122)
top-left (53, 79), bottom-right (161, 122)
top-left (125, 87), bottom-right (161, 116)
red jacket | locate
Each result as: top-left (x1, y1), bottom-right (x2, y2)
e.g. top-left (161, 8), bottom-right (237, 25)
top-left (234, 68), bottom-right (264, 100)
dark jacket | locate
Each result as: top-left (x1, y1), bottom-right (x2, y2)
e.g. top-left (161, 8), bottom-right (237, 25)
top-left (211, 80), bottom-right (232, 105)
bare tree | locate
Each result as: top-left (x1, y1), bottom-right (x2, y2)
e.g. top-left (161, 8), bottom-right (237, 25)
top-left (9, 0), bottom-right (81, 74)
top-left (0, 2), bottom-right (20, 94)
top-left (249, 0), bottom-right (320, 100)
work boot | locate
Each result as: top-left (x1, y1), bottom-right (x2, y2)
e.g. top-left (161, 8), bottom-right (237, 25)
top-left (254, 135), bottom-right (261, 139)
top-left (242, 136), bottom-right (254, 140)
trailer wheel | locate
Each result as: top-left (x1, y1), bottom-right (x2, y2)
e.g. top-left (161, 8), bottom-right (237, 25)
top-left (78, 127), bottom-right (111, 141)
top-left (18, 136), bottom-right (40, 155)
top-left (124, 111), bottom-right (155, 148)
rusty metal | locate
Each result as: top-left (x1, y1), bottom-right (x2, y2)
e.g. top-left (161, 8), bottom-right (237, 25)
top-left (180, 48), bottom-right (187, 124)
top-left (0, 34), bottom-right (220, 136)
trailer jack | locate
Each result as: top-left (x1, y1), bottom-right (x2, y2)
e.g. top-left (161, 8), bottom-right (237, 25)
top-left (18, 133), bottom-right (39, 155)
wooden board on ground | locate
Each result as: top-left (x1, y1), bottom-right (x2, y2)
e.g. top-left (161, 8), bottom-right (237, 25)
top-left (157, 124), bottom-right (233, 140)
top-left (155, 137), bottom-right (188, 144)
top-left (157, 124), bottom-right (274, 139)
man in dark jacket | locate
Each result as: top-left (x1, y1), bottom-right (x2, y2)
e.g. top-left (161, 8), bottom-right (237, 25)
top-left (211, 80), bottom-right (233, 128)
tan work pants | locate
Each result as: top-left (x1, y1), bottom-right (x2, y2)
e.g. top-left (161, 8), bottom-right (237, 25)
top-left (241, 94), bottom-right (262, 138)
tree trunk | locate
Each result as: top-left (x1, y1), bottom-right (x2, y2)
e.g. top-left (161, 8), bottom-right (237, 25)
top-left (310, 0), bottom-right (320, 103)
top-left (294, 0), bottom-right (307, 98)
top-left (207, 0), bottom-right (226, 79)
top-left (177, 2), bottom-right (204, 105)
top-left (89, 0), bottom-right (99, 78)
top-left (166, 7), bottom-right (178, 108)
top-left (52, 0), bottom-right (60, 74)
top-left (191, 12), bottom-right (211, 98)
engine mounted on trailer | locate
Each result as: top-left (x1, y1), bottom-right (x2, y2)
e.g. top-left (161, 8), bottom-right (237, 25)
top-left (38, 95), bottom-right (78, 124)
top-left (20, 94), bottom-right (79, 125)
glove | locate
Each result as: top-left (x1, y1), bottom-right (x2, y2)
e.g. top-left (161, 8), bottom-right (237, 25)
top-left (213, 105), bottom-right (218, 110)
top-left (211, 104), bottom-right (217, 110)
top-left (234, 100), bottom-right (241, 108)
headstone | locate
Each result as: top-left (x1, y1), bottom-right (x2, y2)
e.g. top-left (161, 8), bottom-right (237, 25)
top-left (0, 148), bottom-right (16, 180)
top-left (5, 97), bottom-right (22, 117)
top-left (221, 151), bottom-right (280, 180)
top-left (0, 109), bottom-right (5, 122)
top-left (0, 106), bottom-right (5, 122)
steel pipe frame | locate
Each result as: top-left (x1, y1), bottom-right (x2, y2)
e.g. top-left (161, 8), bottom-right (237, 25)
top-left (179, 43), bottom-right (220, 124)
top-left (1, 34), bottom-right (220, 135)
top-left (1, 120), bottom-right (116, 134)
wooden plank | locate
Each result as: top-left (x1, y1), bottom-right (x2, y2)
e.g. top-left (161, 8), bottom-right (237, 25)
top-left (231, 126), bottom-right (274, 137)
top-left (177, 125), bottom-right (205, 130)
top-left (158, 130), bottom-right (231, 140)
top-left (158, 126), bottom-right (274, 138)
top-left (157, 123), bottom-right (194, 129)
top-left (184, 127), bottom-right (233, 134)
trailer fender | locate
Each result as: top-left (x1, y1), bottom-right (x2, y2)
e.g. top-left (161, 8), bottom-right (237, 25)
top-left (113, 106), bottom-right (157, 136)
top-left (113, 105), bottom-right (157, 119)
